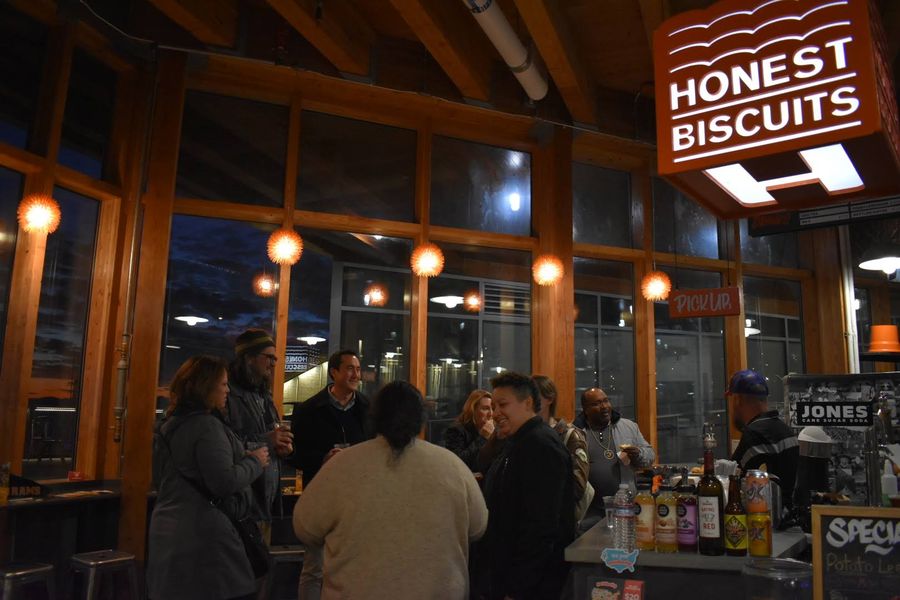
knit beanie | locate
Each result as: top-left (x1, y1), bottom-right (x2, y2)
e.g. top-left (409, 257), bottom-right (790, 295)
top-left (235, 329), bottom-right (275, 356)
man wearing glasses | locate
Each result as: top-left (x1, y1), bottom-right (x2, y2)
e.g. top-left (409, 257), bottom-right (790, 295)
top-left (225, 329), bottom-right (294, 551)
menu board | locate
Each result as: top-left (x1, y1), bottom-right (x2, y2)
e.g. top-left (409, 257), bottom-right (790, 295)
top-left (812, 505), bottom-right (900, 600)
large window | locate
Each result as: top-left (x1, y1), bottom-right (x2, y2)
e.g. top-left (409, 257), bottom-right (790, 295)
top-left (159, 216), bottom-right (278, 397)
top-left (430, 136), bottom-right (531, 236)
top-left (0, 5), bottom-right (46, 149)
top-left (24, 188), bottom-right (100, 479)
top-left (297, 112), bottom-right (416, 221)
top-left (573, 258), bottom-right (636, 418)
top-left (176, 92), bottom-right (289, 206)
top-left (740, 220), bottom-right (799, 268)
top-left (573, 164), bottom-right (639, 248)
top-left (283, 231), bottom-right (412, 410)
top-left (424, 244), bottom-right (531, 443)
top-left (654, 268), bottom-right (727, 463)
top-left (653, 178), bottom-right (720, 259)
top-left (0, 167), bottom-right (23, 360)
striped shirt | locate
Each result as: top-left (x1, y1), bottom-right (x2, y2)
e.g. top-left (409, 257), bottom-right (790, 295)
top-left (731, 410), bottom-right (799, 507)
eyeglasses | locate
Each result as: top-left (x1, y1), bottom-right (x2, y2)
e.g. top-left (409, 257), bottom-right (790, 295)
top-left (260, 353), bottom-right (278, 363)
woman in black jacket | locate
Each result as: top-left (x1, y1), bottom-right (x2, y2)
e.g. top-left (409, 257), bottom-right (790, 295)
top-left (443, 389), bottom-right (493, 472)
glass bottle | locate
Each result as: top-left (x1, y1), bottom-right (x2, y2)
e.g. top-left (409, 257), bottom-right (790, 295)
top-left (698, 424), bottom-right (725, 555)
top-left (724, 474), bottom-right (748, 556)
top-left (676, 479), bottom-right (698, 553)
top-left (612, 483), bottom-right (636, 552)
top-left (655, 484), bottom-right (678, 553)
top-left (635, 482), bottom-right (656, 551)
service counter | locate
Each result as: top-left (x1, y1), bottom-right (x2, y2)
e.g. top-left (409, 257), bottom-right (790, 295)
top-left (565, 520), bottom-right (809, 599)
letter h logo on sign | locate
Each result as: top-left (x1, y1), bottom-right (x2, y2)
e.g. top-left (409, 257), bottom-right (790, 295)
top-left (653, 0), bottom-right (900, 218)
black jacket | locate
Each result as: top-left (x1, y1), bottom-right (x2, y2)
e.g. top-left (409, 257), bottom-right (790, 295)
top-left (287, 386), bottom-right (372, 487)
top-left (475, 416), bottom-right (574, 600)
top-left (444, 421), bottom-right (487, 472)
top-left (731, 409), bottom-right (799, 507)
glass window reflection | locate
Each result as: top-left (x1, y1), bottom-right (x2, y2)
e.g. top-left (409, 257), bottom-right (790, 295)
top-left (0, 5), bottom-right (46, 148)
top-left (430, 136), bottom-right (531, 235)
top-left (0, 167), bottom-right (23, 362)
top-left (573, 163), bottom-right (636, 248)
top-left (653, 178), bottom-right (720, 259)
top-left (740, 220), bottom-right (799, 268)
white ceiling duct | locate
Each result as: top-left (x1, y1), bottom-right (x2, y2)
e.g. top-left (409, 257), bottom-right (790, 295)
top-left (462, 0), bottom-right (548, 101)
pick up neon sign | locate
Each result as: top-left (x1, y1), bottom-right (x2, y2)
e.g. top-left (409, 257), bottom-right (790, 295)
top-left (654, 0), bottom-right (900, 217)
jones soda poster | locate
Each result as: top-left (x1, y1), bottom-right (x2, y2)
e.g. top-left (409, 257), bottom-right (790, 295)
top-left (812, 506), bottom-right (900, 600)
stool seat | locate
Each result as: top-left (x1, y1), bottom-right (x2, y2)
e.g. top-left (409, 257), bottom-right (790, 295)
top-left (1, 562), bottom-right (54, 579)
top-left (71, 550), bottom-right (135, 569)
top-left (70, 550), bottom-right (140, 600)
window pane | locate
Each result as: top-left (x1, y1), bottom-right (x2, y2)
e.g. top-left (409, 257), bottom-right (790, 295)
top-left (424, 244), bottom-right (531, 443)
top-left (59, 50), bottom-right (116, 179)
top-left (0, 167), bottom-right (23, 361)
top-left (284, 231), bottom-right (412, 411)
top-left (25, 188), bottom-right (99, 479)
top-left (159, 216), bottom-right (278, 394)
top-left (740, 219), bottom-right (799, 268)
top-left (177, 92), bottom-right (288, 206)
top-left (431, 135), bottom-right (531, 235)
top-left (573, 258), bottom-right (635, 419)
top-left (0, 5), bottom-right (46, 148)
top-left (653, 177), bottom-right (719, 259)
top-left (297, 111), bottom-right (416, 221)
top-left (655, 268), bottom-right (726, 462)
top-left (573, 163), bottom-right (635, 248)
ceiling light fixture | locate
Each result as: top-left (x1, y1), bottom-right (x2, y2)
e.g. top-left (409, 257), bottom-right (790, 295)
top-left (744, 318), bottom-right (761, 337)
top-left (532, 254), bottom-right (564, 286)
top-left (363, 283), bottom-right (389, 307)
top-left (411, 243), bottom-right (444, 277)
top-left (859, 243), bottom-right (900, 275)
top-left (252, 272), bottom-right (277, 297)
top-left (431, 295), bottom-right (464, 309)
top-left (463, 289), bottom-right (482, 313)
top-left (641, 271), bottom-right (672, 301)
top-left (298, 336), bottom-right (326, 345)
top-left (175, 316), bottom-right (209, 327)
top-left (267, 228), bottom-right (303, 265)
top-left (18, 194), bottom-right (61, 234)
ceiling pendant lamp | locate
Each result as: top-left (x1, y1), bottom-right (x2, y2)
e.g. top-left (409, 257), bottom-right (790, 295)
top-left (252, 272), bottom-right (277, 297)
top-left (267, 228), bottom-right (303, 265)
top-left (532, 254), bottom-right (564, 286)
top-left (463, 289), bottom-right (482, 313)
top-left (858, 243), bottom-right (900, 275)
top-left (641, 270), bottom-right (672, 301)
top-left (18, 194), bottom-right (61, 234)
top-left (411, 242), bottom-right (444, 277)
top-left (363, 282), bottom-right (389, 307)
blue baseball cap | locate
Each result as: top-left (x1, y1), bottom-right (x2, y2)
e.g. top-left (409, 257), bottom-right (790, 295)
top-left (726, 369), bottom-right (769, 397)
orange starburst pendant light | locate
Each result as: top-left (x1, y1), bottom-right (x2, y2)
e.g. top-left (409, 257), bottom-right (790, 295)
top-left (463, 289), bottom-right (482, 313)
top-left (267, 228), bottom-right (303, 265)
top-left (18, 194), bottom-right (61, 234)
top-left (532, 254), bottom-right (564, 286)
top-left (411, 242), bottom-right (444, 277)
top-left (364, 282), bottom-right (389, 307)
top-left (641, 270), bottom-right (672, 301)
top-left (252, 272), bottom-right (277, 297)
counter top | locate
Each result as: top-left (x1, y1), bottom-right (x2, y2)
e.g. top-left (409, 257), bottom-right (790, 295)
top-left (566, 520), bottom-right (807, 571)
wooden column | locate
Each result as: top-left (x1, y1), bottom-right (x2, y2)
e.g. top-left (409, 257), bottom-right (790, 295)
top-left (724, 219), bottom-right (746, 448)
top-left (409, 124), bottom-right (432, 396)
top-left (632, 170), bottom-right (657, 455)
top-left (531, 126), bottom-right (575, 419)
top-left (118, 52), bottom-right (186, 560)
top-left (800, 228), bottom-right (850, 373)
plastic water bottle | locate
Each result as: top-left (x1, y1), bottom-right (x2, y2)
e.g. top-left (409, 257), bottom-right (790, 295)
top-left (612, 483), bottom-right (636, 551)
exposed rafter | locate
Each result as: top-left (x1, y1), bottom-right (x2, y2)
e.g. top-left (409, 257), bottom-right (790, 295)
top-left (265, 0), bottom-right (374, 76)
top-left (637, 0), bottom-right (669, 53)
top-left (147, 0), bottom-right (238, 47)
top-left (388, 0), bottom-right (494, 102)
top-left (513, 0), bottom-right (596, 125)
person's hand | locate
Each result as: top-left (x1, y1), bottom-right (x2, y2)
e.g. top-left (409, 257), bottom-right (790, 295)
top-left (617, 450), bottom-right (631, 466)
top-left (323, 447), bottom-right (343, 464)
top-left (479, 419), bottom-right (495, 439)
top-left (248, 446), bottom-right (270, 467)
top-left (267, 429), bottom-right (294, 456)
top-left (621, 444), bottom-right (641, 463)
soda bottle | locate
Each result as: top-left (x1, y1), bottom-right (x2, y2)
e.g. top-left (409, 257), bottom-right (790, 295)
top-left (655, 484), bottom-right (678, 553)
top-left (635, 482), bottom-right (656, 551)
top-left (612, 483), bottom-right (636, 552)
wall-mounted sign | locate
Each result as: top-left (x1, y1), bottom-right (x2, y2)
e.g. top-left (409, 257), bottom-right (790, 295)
top-left (748, 195), bottom-right (900, 236)
top-left (668, 286), bottom-right (742, 318)
top-left (654, 0), bottom-right (900, 218)
top-left (812, 505), bottom-right (900, 600)
top-left (795, 401), bottom-right (873, 426)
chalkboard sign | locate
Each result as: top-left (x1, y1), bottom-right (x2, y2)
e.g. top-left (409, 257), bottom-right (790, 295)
top-left (812, 505), bottom-right (900, 600)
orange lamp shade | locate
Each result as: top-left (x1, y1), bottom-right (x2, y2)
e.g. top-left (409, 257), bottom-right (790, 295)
top-left (869, 325), bottom-right (900, 354)
top-left (463, 289), bottom-right (482, 313)
top-left (252, 273), bottom-right (277, 297)
top-left (411, 243), bottom-right (444, 277)
top-left (641, 270), bottom-right (672, 301)
top-left (267, 228), bottom-right (303, 265)
top-left (18, 194), bottom-right (61, 234)
top-left (532, 254), bottom-right (564, 286)
top-left (364, 283), bottom-right (389, 307)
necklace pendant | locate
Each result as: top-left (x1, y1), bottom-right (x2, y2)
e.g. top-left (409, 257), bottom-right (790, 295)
top-left (604, 449), bottom-right (614, 460)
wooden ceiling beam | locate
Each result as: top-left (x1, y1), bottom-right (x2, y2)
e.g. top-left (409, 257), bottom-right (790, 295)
top-left (265, 0), bottom-right (374, 76)
top-left (388, 0), bottom-right (493, 102)
top-left (147, 0), bottom-right (238, 47)
top-left (637, 0), bottom-right (670, 53)
top-left (513, 0), bottom-right (597, 125)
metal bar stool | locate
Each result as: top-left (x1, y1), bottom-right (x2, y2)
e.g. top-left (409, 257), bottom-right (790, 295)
top-left (264, 545), bottom-right (304, 600)
top-left (0, 562), bottom-right (55, 599)
top-left (70, 550), bottom-right (140, 600)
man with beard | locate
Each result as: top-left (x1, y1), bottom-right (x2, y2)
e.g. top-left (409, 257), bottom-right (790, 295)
top-left (574, 388), bottom-right (654, 531)
top-left (225, 329), bottom-right (294, 545)
top-left (728, 369), bottom-right (798, 508)
top-left (288, 349), bottom-right (372, 600)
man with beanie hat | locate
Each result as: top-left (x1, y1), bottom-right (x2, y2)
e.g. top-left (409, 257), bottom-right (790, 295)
top-left (226, 329), bottom-right (294, 543)
top-left (727, 369), bottom-right (799, 507)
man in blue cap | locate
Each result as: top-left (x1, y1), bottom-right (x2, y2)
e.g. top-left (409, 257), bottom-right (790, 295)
top-left (727, 369), bottom-right (799, 508)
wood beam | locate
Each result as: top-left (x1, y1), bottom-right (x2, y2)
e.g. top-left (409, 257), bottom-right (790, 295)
top-left (409, 124), bottom-right (432, 397)
top-left (265, 0), bottom-right (374, 76)
top-left (724, 220), bottom-right (746, 451)
top-left (513, 0), bottom-right (597, 125)
top-left (147, 0), bottom-right (238, 47)
top-left (637, 0), bottom-right (669, 53)
top-left (633, 170), bottom-right (658, 458)
top-left (388, 0), bottom-right (493, 102)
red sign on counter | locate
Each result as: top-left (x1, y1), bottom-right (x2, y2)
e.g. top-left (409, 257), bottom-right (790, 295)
top-left (668, 286), bottom-right (742, 318)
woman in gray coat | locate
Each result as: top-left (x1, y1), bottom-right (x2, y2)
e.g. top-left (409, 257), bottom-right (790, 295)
top-left (148, 355), bottom-right (270, 600)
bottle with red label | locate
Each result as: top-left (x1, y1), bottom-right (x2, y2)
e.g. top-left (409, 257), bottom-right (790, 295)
top-left (698, 423), bottom-right (724, 555)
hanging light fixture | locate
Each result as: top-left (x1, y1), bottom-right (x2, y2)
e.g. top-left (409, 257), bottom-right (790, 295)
top-left (641, 270), bottom-right (672, 301)
top-left (532, 254), bottom-right (564, 286)
top-left (267, 228), bottom-right (303, 265)
top-left (18, 194), bottom-right (61, 234)
top-left (411, 242), bottom-right (444, 277)
top-left (859, 243), bottom-right (900, 275)
top-left (252, 272), bottom-right (277, 297)
top-left (463, 289), bottom-right (482, 313)
top-left (744, 318), bottom-right (761, 337)
top-left (363, 282), bottom-right (389, 307)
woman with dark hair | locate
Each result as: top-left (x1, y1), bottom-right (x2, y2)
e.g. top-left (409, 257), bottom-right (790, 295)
top-left (444, 389), bottom-right (493, 471)
top-left (293, 381), bottom-right (488, 600)
top-left (148, 356), bottom-right (270, 600)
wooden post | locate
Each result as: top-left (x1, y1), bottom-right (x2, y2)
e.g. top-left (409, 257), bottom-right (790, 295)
top-left (800, 228), bottom-right (850, 373)
top-left (531, 126), bottom-right (575, 419)
top-left (632, 170), bottom-right (657, 455)
top-left (725, 219), bottom-right (746, 448)
top-left (409, 123), bottom-right (432, 397)
top-left (117, 52), bottom-right (186, 560)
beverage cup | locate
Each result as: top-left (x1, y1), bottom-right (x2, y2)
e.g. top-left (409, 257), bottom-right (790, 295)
top-left (278, 420), bottom-right (291, 432)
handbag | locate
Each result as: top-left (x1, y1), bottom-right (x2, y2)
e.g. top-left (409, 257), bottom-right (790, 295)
top-left (157, 420), bottom-right (270, 578)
